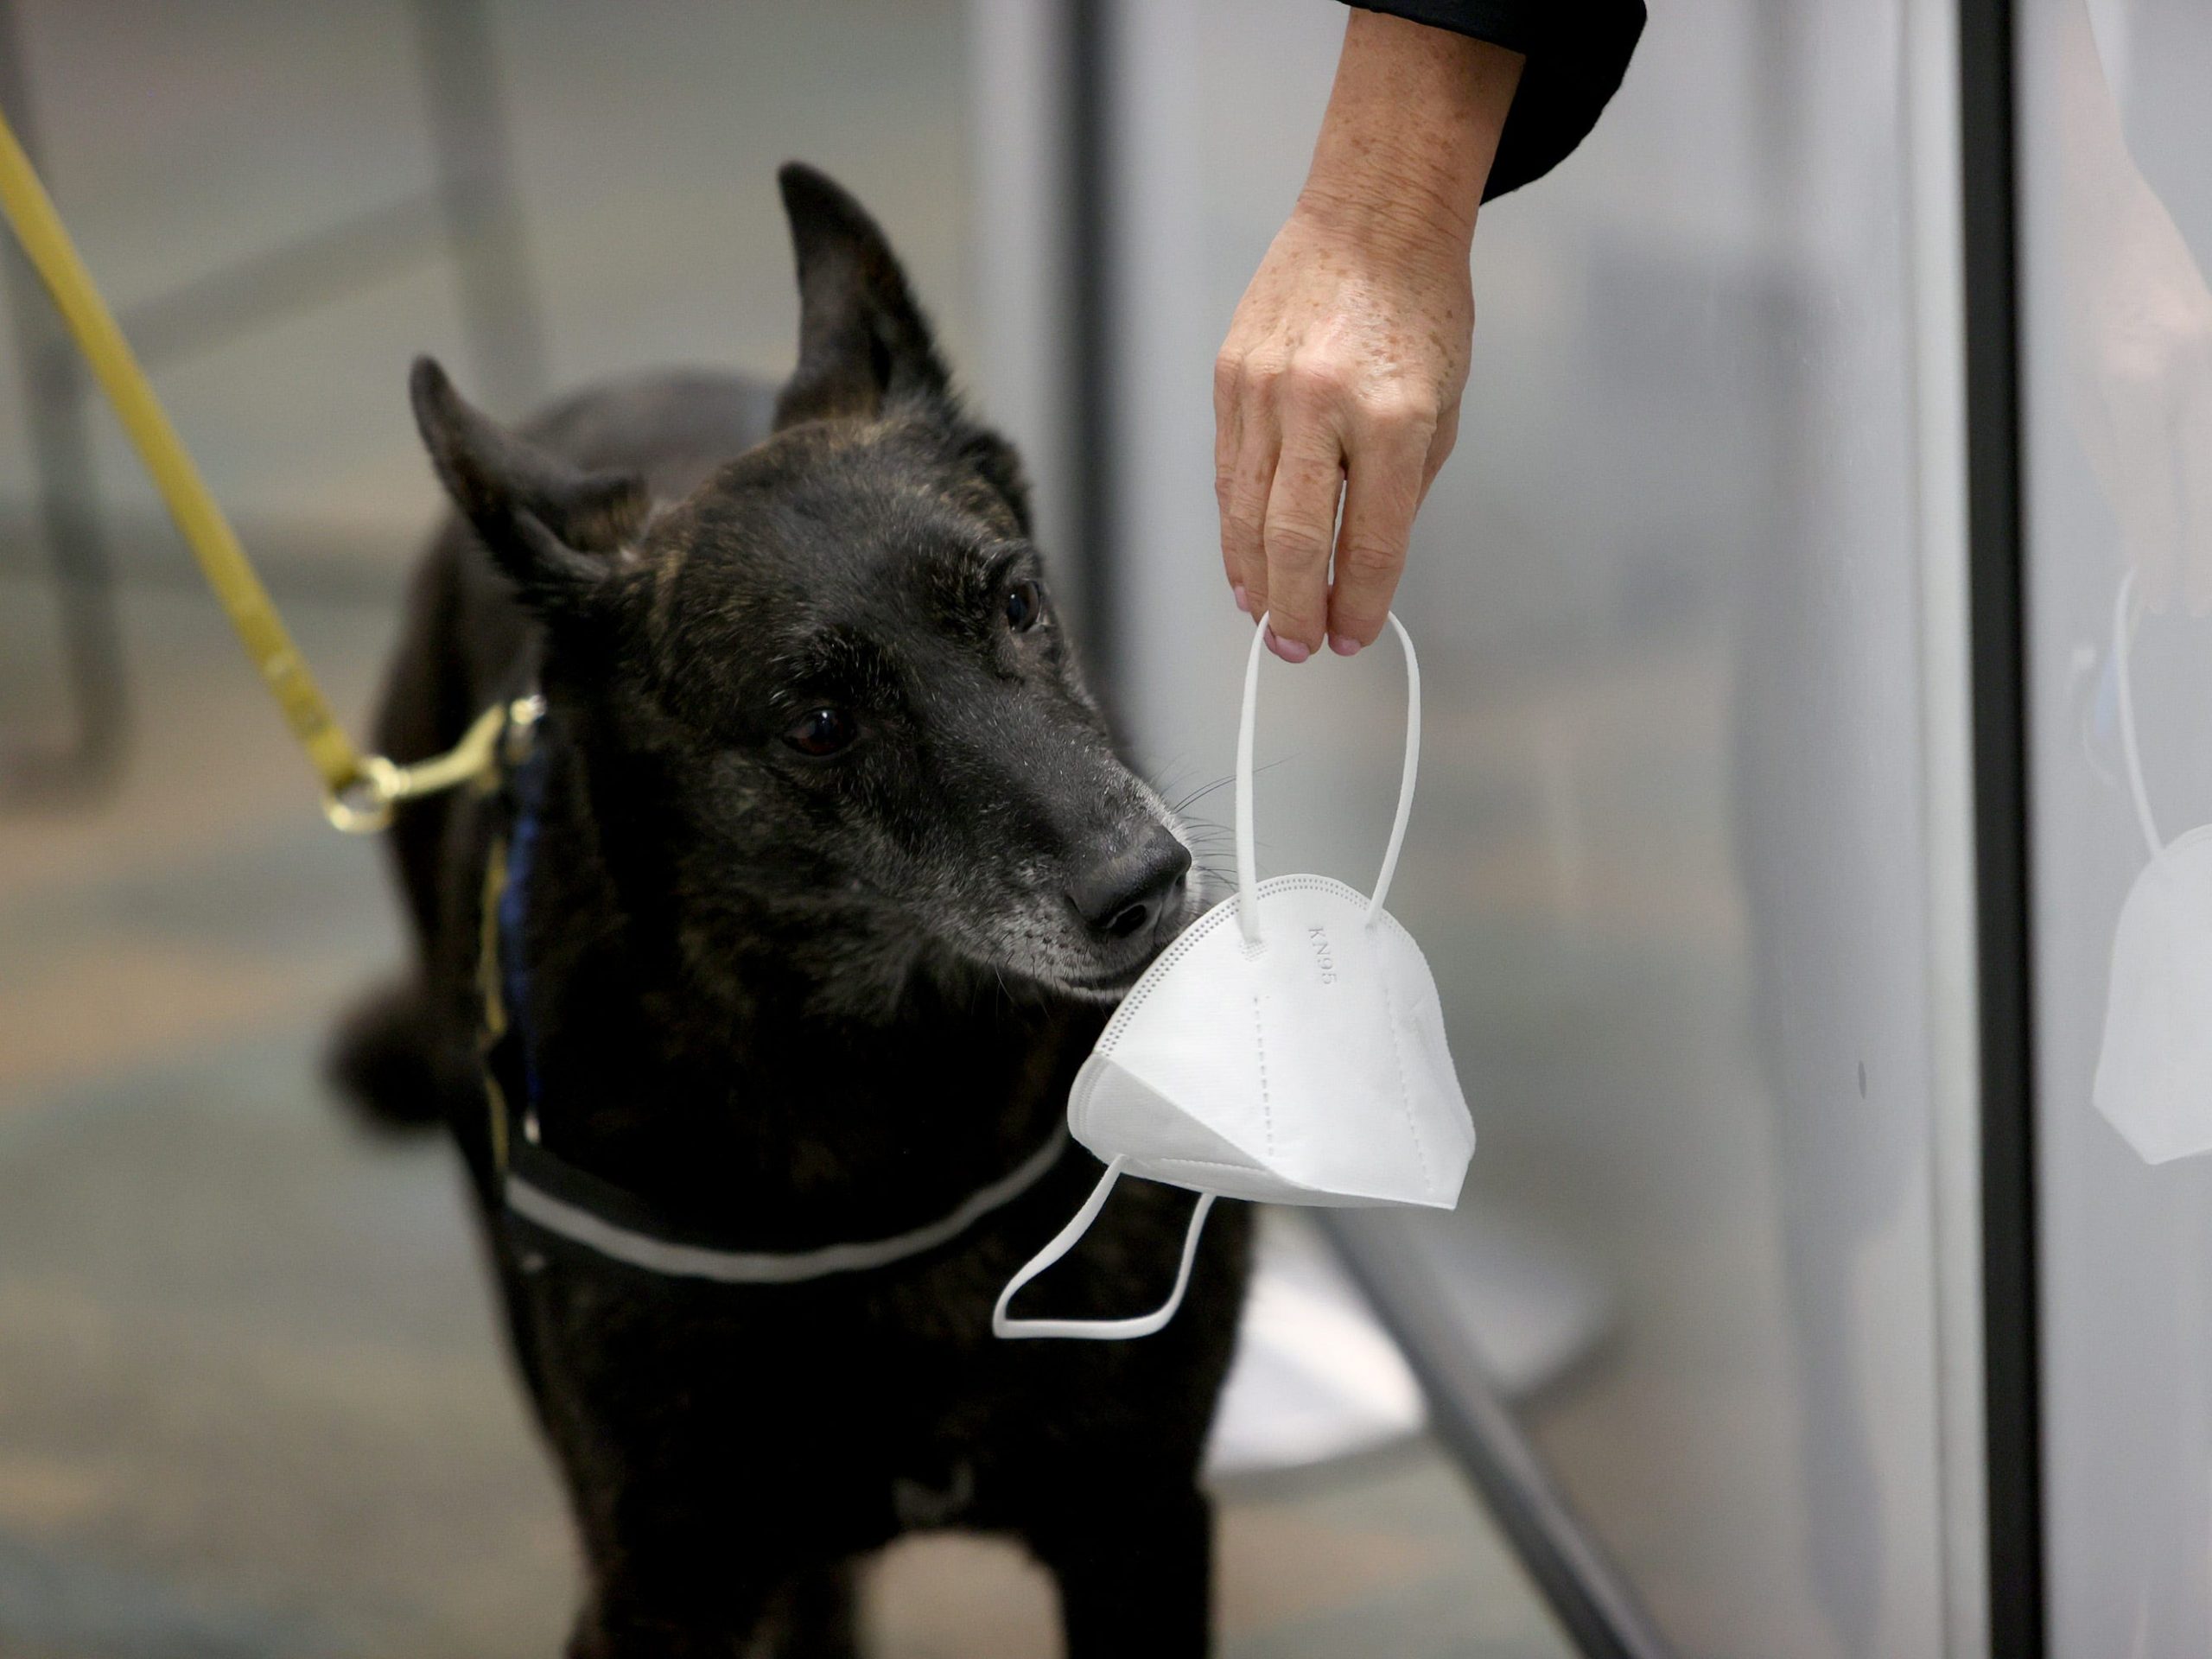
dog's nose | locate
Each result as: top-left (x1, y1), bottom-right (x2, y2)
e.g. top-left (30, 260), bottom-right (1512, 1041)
top-left (1068, 824), bottom-right (1192, 941)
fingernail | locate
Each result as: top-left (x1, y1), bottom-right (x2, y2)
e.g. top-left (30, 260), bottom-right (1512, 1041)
top-left (1234, 583), bottom-right (1249, 614)
top-left (1330, 632), bottom-right (1362, 658)
top-left (1265, 626), bottom-right (1310, 664)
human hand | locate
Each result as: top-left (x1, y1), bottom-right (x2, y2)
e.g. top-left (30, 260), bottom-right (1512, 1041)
top-left (1214, 15), bottom-right (1521, 661)
top-left (1215, 194), bottom-right (1471, 660)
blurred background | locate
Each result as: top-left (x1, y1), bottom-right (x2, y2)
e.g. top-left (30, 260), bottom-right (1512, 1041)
top-left (5, 1), bottom-right (2209, 1657)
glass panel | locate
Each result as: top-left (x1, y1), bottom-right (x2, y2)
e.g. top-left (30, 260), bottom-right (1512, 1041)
top-left (2019, 0), bottom-right (2212, 1650)
top-left (1105, 2), bottom-right (1954, 1652)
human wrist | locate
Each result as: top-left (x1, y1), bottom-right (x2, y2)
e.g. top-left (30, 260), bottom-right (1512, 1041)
top-left (1301, 12), bottom-right (1522, 264)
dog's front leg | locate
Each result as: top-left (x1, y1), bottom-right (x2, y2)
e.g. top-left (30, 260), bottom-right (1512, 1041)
top-left (753, 1560), bottom-right (862, 1659)
top-left (565, 1575), bottom-right (782, 1659)
top-left (566, 1556), bottom-right (860, 1659)
top-left (1033, 1481), bottom-right (1214, 1658)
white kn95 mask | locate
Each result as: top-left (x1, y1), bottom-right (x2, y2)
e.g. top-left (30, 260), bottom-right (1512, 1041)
top-left (2094, 572), bottom-right (2212, 1165)
top-left (993, 613), bottom-right (1475, 1340)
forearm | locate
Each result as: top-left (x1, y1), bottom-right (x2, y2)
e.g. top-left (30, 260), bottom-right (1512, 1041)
top-left (1299, 12), bottom-right (1524, 264)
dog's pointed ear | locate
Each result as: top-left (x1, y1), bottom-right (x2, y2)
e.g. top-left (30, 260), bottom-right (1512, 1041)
top-left (410, 357), bottom-right (649, 613)
top-left (772, 162), bottom-right (950, 429)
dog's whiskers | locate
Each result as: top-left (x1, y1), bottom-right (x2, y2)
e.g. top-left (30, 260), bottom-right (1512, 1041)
top-left (1164, 756), bottom-right (1294, 817)
top-left (1166, 774), bottom-right (1231, 815)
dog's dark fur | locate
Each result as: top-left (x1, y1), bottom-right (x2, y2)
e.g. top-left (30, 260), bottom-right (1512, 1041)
top-left (331, 165), bottom-right (1251, 1656)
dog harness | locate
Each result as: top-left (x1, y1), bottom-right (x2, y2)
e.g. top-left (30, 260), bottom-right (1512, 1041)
top-left (477, 696), bottom-right (1070, 1283)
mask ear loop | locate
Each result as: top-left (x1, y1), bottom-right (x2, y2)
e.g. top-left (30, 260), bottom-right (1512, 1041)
top-left (1367, 613), bottom-right (1421, 924)
top-left (2113, 571), bottom-right (2166, 861)
top-left (991, 1156), bottom-right (1217, 1340)
top-left (1234, 620), bottom-right (1270, 947)
top-left (1234, 613), bottom-right (1422, 948)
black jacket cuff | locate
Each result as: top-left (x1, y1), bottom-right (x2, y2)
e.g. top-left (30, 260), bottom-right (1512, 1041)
top-left (1340, 1), bottom-right (1646, 199)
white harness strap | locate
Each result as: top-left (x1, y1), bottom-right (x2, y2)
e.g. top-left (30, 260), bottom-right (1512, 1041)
top-left (505, 1126), bottom-right (1071, 1285)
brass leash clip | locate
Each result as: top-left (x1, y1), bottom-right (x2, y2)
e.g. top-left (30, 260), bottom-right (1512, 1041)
top-left (320, 696), bottom-right (543, 836)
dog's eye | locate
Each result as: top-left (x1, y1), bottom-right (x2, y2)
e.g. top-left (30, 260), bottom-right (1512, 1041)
top-left (784, 707), bottom-right (858, 758)
top-left (1004, 578), bottom-right (1044, 633)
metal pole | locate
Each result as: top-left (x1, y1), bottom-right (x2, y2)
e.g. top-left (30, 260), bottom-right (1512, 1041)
top-left (0, 0), bottom-right (128, 799)
top-left (1956, 0), bottom-right (2044, 1649)
top-left (1323, 1210), bottom-right (1679, 1659)
top-left (409, 0), bottom-right (548, 414)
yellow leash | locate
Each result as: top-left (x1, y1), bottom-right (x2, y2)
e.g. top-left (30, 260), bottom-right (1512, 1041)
top-left (0, 108), bottom-right (497, 833)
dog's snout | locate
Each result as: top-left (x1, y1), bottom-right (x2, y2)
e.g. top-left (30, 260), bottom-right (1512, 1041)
top-left (1068, 824), bottom-right (1192, 942)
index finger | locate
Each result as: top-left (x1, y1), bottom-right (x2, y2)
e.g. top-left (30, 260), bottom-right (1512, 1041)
top-left (1214, 352), bottom-right (1249, 601)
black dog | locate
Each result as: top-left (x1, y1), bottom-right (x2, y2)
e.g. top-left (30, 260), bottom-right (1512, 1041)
top-left (332, 164), bottom-right (1252, 1656)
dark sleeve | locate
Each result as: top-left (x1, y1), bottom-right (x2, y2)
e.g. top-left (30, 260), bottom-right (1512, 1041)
top-left (1339, 2), bottom-right (1646, 199)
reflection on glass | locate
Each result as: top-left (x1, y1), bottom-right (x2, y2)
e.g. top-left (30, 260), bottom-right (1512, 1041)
top-left (2091, 574), bottom-right (2212, 1166)
top-left (2026, 0), bottom-right (2212, 1650)
top-left (2057, 0), bottom-right (2212, 620)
